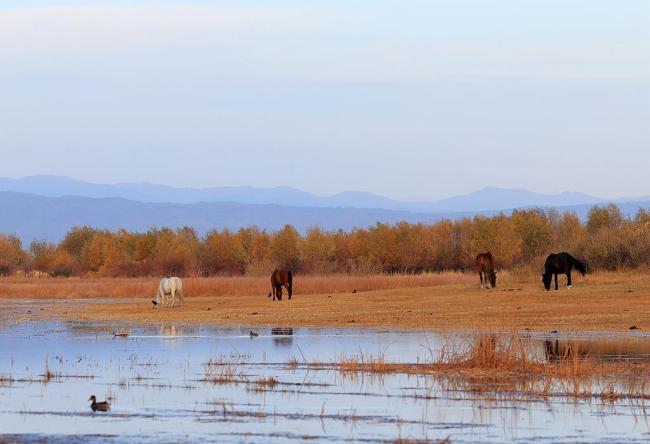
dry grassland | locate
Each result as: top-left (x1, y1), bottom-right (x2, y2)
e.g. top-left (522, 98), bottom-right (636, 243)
top-left (0, 272), bottom-right (464, 299)
top-left (3, 270), bottom-right (650, 332)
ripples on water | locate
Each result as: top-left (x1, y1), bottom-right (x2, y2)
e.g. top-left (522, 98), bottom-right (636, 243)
top-left (1, 301), bottom-right (650, 443)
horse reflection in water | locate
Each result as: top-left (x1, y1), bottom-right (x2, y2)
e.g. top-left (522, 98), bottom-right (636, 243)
top-left (544, 339), bottom-right (650, 362)
top-left (158, 325), bottom-right (183, 337)
top-left (544, 339), bottom-right (590, 362)
top-left (273, 336), bottom-right (293, 347)
top-left (271, 327), bottom-right (293, 347)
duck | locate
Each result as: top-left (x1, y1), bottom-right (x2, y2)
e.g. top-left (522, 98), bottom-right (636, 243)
top-left (88, 395), bottom-right (110, 412)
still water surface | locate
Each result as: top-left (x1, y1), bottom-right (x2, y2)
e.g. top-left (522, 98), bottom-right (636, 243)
top-left (1, 302), bottom-right (650, 442)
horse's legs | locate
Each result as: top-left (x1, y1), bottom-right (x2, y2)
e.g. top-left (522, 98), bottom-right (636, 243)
top-left (170, 289), bottom-right (175, 307)
top-left (567, 271), bottom-right (572, 288)
top-left (479, 271), bottom-right (484, 289)
top-left (285, 283), bottom-right (291, 300)
top-left (276, 285), bottom-right (282, 301)
top-left (554, 273), bottom-right (559, 290)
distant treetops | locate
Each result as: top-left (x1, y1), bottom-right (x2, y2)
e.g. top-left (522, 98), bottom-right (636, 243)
top-left (0, 204), bottom-right (648, 278)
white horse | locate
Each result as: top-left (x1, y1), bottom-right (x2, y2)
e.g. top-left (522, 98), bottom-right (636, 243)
top-left (152, 277), bottom-right (183, 307)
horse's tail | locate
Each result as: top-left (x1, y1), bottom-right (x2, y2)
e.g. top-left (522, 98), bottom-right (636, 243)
top-left (269, 270), bottom-right (276, 298)
top-left (287, 271), bottom-right (293, 298)
top-left (569, 254), bottom-right (587, 276)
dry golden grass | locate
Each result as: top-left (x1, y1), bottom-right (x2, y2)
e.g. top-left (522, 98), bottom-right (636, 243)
top-left (307, 333), bottom-right (650, 401)
top-left (0, 272), bottom-right (466, 299)
top-left (315, 333), bottom-right (650, 378)
top-left (4, 270), bottom-right (650, 332)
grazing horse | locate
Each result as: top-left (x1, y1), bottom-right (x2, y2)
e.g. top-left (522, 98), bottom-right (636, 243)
top-left (542, 252), bottom-right (586, 291)
top-left (152, 277), bottom-right (183, 307)
top-left (268, 269), bottom-right (293, 301)
top-left (475, 252), bottom-right (497, 289)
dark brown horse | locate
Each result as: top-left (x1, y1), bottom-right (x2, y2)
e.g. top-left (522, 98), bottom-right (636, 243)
top-left (268, 269), bottom-right (293, 301)
top-left (475, 252), bottom-right (497, 289)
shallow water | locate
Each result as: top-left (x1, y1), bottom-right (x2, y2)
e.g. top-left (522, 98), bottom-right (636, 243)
top-left (1, 303), bottom-right (650, 442)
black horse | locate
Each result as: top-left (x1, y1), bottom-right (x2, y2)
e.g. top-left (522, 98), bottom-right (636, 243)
top-left (542, 252), bottom-right (586, 291)
top-left (268, 269), bottom-right (293, 301)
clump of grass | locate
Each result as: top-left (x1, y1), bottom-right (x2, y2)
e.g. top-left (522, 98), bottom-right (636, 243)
top-left (0, 373), bottom-right (15, 384)
top-left (247, 376), bottom-right (280, 393)
top-left (286, 356), bottom-right (299, 370)
top-left (40, 356), bottom-right (60, 383)
top-left (305, 333), bottom-right (650, 402)
top-left (253, 376), bottom-right (278, 388)
top-left (442, 333), bottom-right (537, 373)
top-left (202, 357), bottom-right (247, 385)
top-left (322, 333), bottom-right (650, 378)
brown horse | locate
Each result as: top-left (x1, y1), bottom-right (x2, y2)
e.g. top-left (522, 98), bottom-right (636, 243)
top-left (475, 252), bottom-right (497, 289)
top-left (268, 269), bottom-right (293, 301)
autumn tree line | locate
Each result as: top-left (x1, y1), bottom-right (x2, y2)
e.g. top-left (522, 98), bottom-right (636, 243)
top-left (0, 205), bottom-right (649, 278)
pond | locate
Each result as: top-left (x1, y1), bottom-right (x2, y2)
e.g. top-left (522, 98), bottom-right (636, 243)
top-left (1, 302), bottom-right (650, 442)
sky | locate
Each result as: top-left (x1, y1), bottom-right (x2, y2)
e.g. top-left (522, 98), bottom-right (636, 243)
top-left (0, 0), bottom-right (648, 200)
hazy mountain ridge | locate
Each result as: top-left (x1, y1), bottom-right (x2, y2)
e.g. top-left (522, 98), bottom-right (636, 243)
top-left (0, 191), bottom-right (452, 243)
top-left (3, 175), bottom-right (646, 213)
top-left (1, 190), bottom-right (650, 244)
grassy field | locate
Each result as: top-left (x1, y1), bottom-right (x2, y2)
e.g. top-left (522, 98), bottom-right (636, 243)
top-left (0, 272), bottom-right (466, 299)
top-left (3, 270), bottom-right (650, 332)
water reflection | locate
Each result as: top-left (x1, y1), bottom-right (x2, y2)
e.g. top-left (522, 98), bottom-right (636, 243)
top-left (158, 325), bottom-right (183, 337)
top-left (1, 303), bottom-right (650, 442)
top-left (545, 338), bottom-right (650, 362)
top-left (272, 336), bottom-right (293, 347)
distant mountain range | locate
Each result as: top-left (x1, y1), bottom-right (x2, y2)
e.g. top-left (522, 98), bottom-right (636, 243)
top-left (0, 191), bottom-right (457, 243)
top-left (0, 191), bottom-right (649, 244)
top-left (0, 176), bottom-right (649, 243)
top-left (1, 175), bottom-right (648, 213)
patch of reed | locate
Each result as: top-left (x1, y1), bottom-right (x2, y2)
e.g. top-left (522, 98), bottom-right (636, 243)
top-left (305, 332), bottom-right (650, 401)
top-left (202, 357), bottom-right (247, 385)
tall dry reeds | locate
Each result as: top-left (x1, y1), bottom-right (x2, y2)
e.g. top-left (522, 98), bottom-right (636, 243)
top-left (297, 333), bottom-right (650, 402)
top-left (309, 332), bottom-right (650, 381)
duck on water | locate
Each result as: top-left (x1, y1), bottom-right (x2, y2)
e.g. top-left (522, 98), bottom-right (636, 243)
top-left (88, 395), bottom-right (110, 412)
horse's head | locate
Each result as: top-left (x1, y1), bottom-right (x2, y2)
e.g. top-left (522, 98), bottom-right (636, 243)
top-left (490, 270), bottom-right (497, 288)
top-left (542, 272), bottom-right (552, 291)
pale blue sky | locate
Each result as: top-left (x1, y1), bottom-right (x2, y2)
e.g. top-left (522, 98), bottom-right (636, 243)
top-left (1, 0), bottom-right (648, 200)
